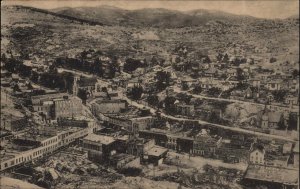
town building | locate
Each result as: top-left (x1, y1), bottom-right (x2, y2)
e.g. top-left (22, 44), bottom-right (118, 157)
top-left (140, 146), bottom-right (168, 166)
top-left (243, 164), bottom-right (298, 189)
top-left (0, 125), bottom-right (90, 171)
top-left (175, 103), bottom-right (195, 116)
top-left (292, 142), bottom-right (299, 169)
top-left (91, 99), bottom-right (127, 114)
top-left (266, 80), bottom-right (282, 91)
top-left (31, 93), bottom-right (83, 121)
top-left (129, 116), bottom-right (154, 131)
top-left (81, 133), bottom-right (117, 162)
top-left (72, 76), bottom-right (98, 97)
top-left (0, 115), bottom-right (27, 132)
top-left (57, 116), bottom-right (98, 133)
top-left (282, 143), bottom-right (293, 155)
top-left (53, 96), bottom-right (83, 120)
top-left (127, 138), bottom-right (155, 156)
top-left (249, 143), bottom-right (265, 165)
top-left (260, 111), bottom-right (282, 129)
top-left (108, 153), bottom-right (135, 169)
top-left (284, 95), bottom-right (299, 106)
top-left (139, 129), bottom-right (195, 153)
top-left (192, 135), bottom-right (222, 157)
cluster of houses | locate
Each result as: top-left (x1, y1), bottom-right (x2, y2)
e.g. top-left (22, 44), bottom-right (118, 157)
top-left (80, 128), bottom-right (168, 168)
top-left (169, 48), bottom-right (299, 106)
top-left (243, 141), bottom-right (299, 189)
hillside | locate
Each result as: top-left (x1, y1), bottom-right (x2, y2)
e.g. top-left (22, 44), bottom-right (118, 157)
top-left (1, 5), bottom-right (299, 66)
top-left (51, 5), bottom-right (260, 28)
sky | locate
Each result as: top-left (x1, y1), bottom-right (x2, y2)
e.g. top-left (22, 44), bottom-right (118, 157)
top-left (2, 0), bottom-right (299, 19)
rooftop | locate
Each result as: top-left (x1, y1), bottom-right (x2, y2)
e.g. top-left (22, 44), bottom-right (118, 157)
top-left (77, 77), bottom-right (97, 87)
top-left (244, 164), bottom-right (299, 185)
top-left (0, 153), bottom-right (16, 162)
top-left (194, 135), bottom-right (221, 145)
top-left (146, 146), bottom-right (168, 157)
top-left (83, 134), bottom-right (115, 145)
top-left (250, 143), bottom-right (265, 153)
top-left (95, 99), bottom-right (126, 104)
top-left (17, 126), bottom-right (85, 142)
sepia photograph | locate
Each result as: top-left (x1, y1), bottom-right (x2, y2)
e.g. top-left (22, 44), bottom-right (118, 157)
top-left (0, 0), bottom-right (299, 188)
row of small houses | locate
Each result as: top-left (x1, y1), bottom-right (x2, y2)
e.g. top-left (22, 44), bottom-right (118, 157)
top-left (96, 113), bottom-right (252, 163)
top-left (138, 129), bottom-right (252, 163)
top-left (99, 113), bottom-right (297, 164)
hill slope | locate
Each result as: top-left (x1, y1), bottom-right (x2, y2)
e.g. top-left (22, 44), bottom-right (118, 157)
top-left (51, 6), bottom-right (260, 28)
top-left (1, 5), bottom-right (299, 66)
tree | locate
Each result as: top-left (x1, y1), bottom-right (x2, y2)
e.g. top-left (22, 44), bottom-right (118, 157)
top-left (207, 87), bottom-right (221, 97)
top-left (176, 93), bottom-right (191, 104)
top-left (192, 85), bottom-right (202, 94)
top-left (19, 64), bottom-right (32, 77)
top-left (292, 69), bottom-right (299, 79)
top-left (94, 58), bottom-right (103, 77)
top-left (156, 71), bottom-right (170, 84)
top-left (48, 64), bottom-right (58, 74)
top-left (203, 56), bottom-right (211, 63)
top-left (222, 53), bottom-right (229, 63)
top-left (118, 167), bottom-right (142, 177)
top-left (269, 57), bottom-right (277, 63)
top-left (108, 63), bottom-right (117, 78)
top-left (1, 53), bottom-right (7, 62)
top-left (147, 95), bottom-right (159, 107)
top-left (236, 68), bottom-right (245, 81)
top-left (124, 58), bottom-right (142, 73)
top-left (232, 58), bottom-right (241, 67)
top-left (27, 82), bottom-right (34, 90)
top-left (235, 82), bottom-right (249, 90)
top-left (164, 96), bottom-right (176, 113)
top-left (216, 53), bottom-right (223, 62)
top-left (277, 114), bottom-right (286, 130)
top-left (77, 89), bottom-right (88, 104)
top-left (208, 111), bottom-right (221, 124)
top-left (129, 85), bottom-right (143, 100)
top-left (272, 90), bottom-right (287, 102)
top-left (287, 113), bottom-right (298, 130)
top-left (194, 98), bottom-right (203, 106)
top-left (249, 58), bottom-right (255, 65)
top-left (181, 82), bottom-right (189, 91)
top-left (13, 84), bottom-right (20, 92)
top-left (156, 71), bottom-right (170, 91)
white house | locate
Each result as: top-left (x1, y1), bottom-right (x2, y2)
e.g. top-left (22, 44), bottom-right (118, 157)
top-left (266, 80), bottom-right (282, 91)
top-left (249, 144), bottom-right (265, 165)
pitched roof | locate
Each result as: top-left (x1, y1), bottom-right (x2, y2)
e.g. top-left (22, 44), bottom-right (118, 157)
top-left (83, 134), bottom-right (115, 145)
top-left (268, 112), bottom-right (282, 123)
top-left (244, 164), bottom-right (299, 185)
top-left (205, 67), bottom-right (217, 74)
top-left (250, 143), bottom-right (265, 154)
top-left (146, 146), bottom-right (168, 157)
top-left (77, 77), bottom-right (97, 87)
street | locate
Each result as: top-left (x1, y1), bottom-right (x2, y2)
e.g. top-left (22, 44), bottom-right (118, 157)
top-left (59, 67), bottom-right (297, 142)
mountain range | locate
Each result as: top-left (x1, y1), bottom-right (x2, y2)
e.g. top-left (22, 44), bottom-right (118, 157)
top-left (50, 5), bottom-right (264, 27)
